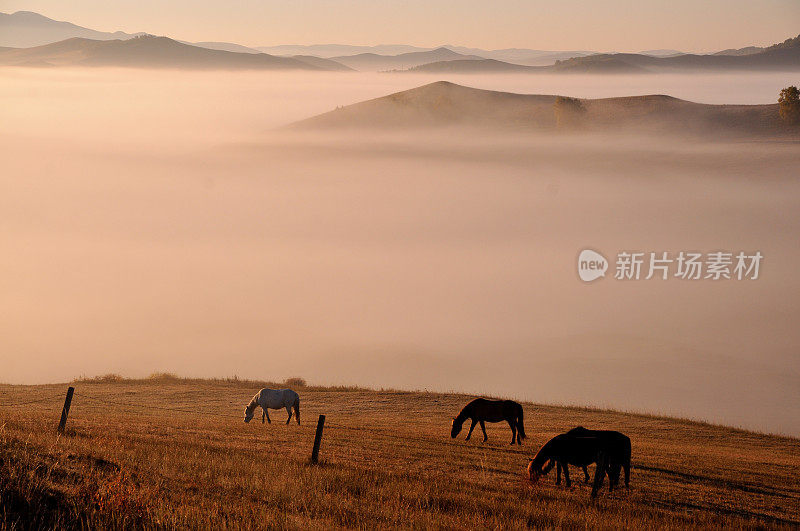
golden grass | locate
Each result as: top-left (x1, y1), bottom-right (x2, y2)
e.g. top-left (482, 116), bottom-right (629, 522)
top-left (1, 379), bottom-right (798, 529)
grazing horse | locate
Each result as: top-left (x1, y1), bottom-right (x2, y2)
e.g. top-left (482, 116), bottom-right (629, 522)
top-left (566, 427), bottom-right (631, 490)
top-left (527, 427), bottom-right (631, 497)
top-left (451, 398), bottom-right (526, 445)
top-left (244, 388), bottom-right (300, 425)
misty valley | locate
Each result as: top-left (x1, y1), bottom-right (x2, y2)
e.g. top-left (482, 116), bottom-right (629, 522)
top-left (1, 68), bottom-right (798, 436)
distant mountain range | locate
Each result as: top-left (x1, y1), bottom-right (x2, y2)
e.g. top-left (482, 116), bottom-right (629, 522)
top-left (263, 45), bottom-right (605, 67)
top-left (0, 10), bottom-right (271, 59)
top-left (708, 36), bottom-right (800, 58)
top-left (1, 10), bottom-right (797, 74)
top-left (0, 10), bottom-right (648, 69)
top-left (256, 44), bottom-right (432, 58)
top-left (409, 36), bottom-right (800, 74)
top-left (0, 10), bottom-right (144, 47)
top-left (0, 35), bottom-right (348, 70)
top-left (329, 47), bottom-right (486, 71)
top-left (408, 59), bottom-right (537, 73)
top-left (407, 55), bottom-right (647, 73)
top-left (259, 46), bottom-right (679, 67)
top-left (714, 46), bottom-right (764, 57)
top-left (292, 81), bottom-right (792, 138)
top-left (638, 49), bottom-right (685, 57)
top-left (548, 37), bottom-right (800, 73)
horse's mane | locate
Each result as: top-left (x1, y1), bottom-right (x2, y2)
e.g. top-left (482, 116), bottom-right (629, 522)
top-left (530, 437), bottom-right (556, 469)
top-left (455, 401), bottom-right (475, 421)
top-left (531, 443), bottom-right (547, 465)
top-left (245, 391), bottom-right (260, 412)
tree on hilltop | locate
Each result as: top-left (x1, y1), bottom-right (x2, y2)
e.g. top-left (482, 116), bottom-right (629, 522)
top-left (554, 96), bottom-right (586, 128)
top-left (778, 86), bottom-right (800, 125)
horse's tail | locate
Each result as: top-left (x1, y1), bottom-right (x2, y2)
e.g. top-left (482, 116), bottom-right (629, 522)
top-left (293, 395), bottom-right (300, 425)
top-left (622, 435), bottom-right (631, 487)
top-left (517, 405), bottom-right (526, 440)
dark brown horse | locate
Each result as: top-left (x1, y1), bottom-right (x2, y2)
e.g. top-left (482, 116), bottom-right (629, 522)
top-left (527, 427), bottom-right (631, 497)
top-left (451, 398), bottom-right (526, 445)
top-left (565, 427), bottom-right (631, 490)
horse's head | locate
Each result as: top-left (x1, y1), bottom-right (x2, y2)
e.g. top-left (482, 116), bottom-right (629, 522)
top-left (244, 406), bottom-right (254, 423)
top-left (527, 459), bottom-right (541, 482)
top-left (450, 417), bottom-right (462, 438)
top-left (527, 456), bottom-right (553, 483)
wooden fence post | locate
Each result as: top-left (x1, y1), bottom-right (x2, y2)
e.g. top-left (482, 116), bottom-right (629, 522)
top-left (311, 414), bottom-right (325, 464)
top-left (57, 386), bottom-right (74, 434)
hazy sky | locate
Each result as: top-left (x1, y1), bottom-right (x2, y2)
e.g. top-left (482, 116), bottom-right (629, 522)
top-left (2, 0), bottom-right (799, 51)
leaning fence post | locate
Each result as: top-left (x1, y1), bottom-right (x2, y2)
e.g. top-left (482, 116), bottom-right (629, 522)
top-left (311, 414), bottom-right (325, 464)
top-left (57, 386), bottom-right (74, 434)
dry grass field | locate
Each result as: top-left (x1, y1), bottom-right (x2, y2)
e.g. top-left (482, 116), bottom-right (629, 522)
top-left (1, 376), bottom-right (799, 529)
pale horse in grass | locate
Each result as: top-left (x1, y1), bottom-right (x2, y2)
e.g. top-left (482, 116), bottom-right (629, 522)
top-left (244, 388), bottom-right (301, 425)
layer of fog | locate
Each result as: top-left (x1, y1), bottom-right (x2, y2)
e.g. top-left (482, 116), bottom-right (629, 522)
top-left (3, 68), bottom-right (797, 143)
top-left (1, 69), bottom-right (798, 436)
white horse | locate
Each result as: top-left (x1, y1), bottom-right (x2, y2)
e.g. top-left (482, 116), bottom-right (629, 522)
top-left (244, 388), bottom-right (300, 425)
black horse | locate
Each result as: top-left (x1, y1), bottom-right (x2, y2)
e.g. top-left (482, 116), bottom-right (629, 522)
top-left (527, 426), bottom-right (631, 497)
top-left (565, 427), bottom-right (631, 490)
top-left (451, 398), bottom-right (526, 445)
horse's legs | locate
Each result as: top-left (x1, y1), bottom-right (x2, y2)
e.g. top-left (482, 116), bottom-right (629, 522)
top-left (608, 464), bottom-right (615, 492)
top-left (561, 459), bottom-right (571, 487)
top-left (506, 419), bottom-right (516, 445)
top-left (262, 409), bottom-right (265, 424)
top-left (285, 405), bottom-right (292, 425)
top-left (591, 453), bottom-right (607, 498)
top-left (264, 409), bottom-right (271, 424)
top-left (583, 466), bottom-right (590, 483)
top-left (608, 462), bottom-right (621, 491)
top-left (556, 461), bottom-right (562, 485)
top-left (479, 421), bottom-right (488, 442)
top-left (465, 419), bottom-right (477, 441)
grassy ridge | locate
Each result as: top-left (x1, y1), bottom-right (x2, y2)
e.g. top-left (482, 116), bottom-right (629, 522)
top-left (293, 81), bottom-right (797, 139)
top-left (1, 378), bottom-right (799, 529)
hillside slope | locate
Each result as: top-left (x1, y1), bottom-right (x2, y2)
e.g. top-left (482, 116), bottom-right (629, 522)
top-left (0, 35), bottom-right (344, 70)
top-left (290, 54), bottom-right (354, 71)
top-left (1, 378), bottom-right (798, 528)
top-left (293, 81), bottom-right (790, 137)
top-left (183, 40), bottom-right (262, 54)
